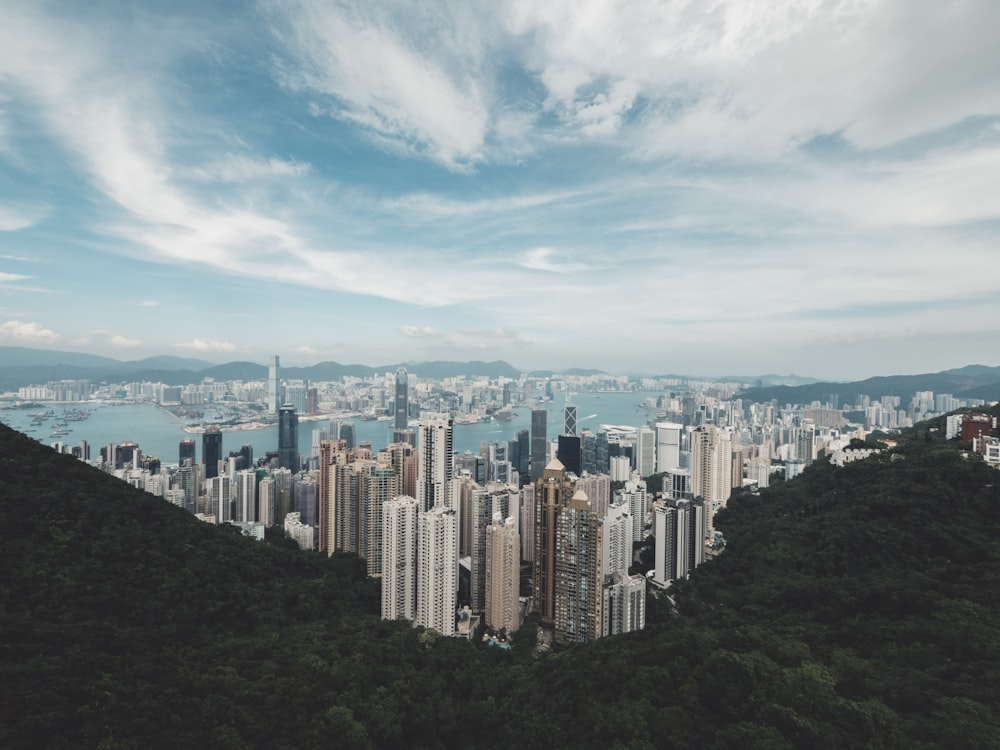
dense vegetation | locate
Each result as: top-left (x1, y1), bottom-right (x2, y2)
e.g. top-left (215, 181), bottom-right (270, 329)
top-left (2, 413), bottom-right (999, 748)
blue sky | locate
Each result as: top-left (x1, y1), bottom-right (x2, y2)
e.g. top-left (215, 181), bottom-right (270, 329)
top-left (1, 0), bottom-right (999, 380)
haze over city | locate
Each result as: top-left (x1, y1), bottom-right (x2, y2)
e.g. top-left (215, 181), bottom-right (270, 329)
top-left (2, 1), bottom-right (999, 379)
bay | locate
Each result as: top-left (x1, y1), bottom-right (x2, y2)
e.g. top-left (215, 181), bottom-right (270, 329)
top-left (1, 391), bottom-right (661, 466)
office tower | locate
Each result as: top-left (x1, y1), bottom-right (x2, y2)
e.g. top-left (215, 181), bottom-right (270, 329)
top-left (557, 434), bottom-right (582, 476)
top-left (268, 355), bottom-right (281, 415)
top-left (655, 422), bottom-right (682, 474)
top-left (581, 431), bottom-right (597, 474)
top-left (235, 469), bottom-right (257, 523)
top-left (381, 495), bottom-right (419, 621)
top-left (362, 464), bottom-right (398, 577)
top-left (278, 404), bottom-right (299, 470)
top-left (305, 387), bottom-right (319, 416)
top-left (516, 429), bottom-right (530, 480)
top-left (203, 427), bottom-right (222, 480)
top-left (602, 573), bottom-right (646, 637)
top-left (175, 463), bottom-right (197, 513)
top-left (416, 505), bottom-right (458, 636)
top-left (690, 425), bottom-right (732, 540)
top-left (179, 438), bottom-right (196, 466)
top-left (636, 427), bottom-right (655, 477)
top-left (530, 409), bottom-right (547, 480)
top-left (485, 514), bottom-right (520, 634)
top-left (564, 403), bottom-right (577, 436)
top-left (532, 459), bottom-right (576, 625)
top-left (553, 489), bottom-right (603, 644)
top-left (417, 415), bottom-right (453, 512)
top-left (339, 422), bottom-right (356, 450)
top-left (394, 367), bottom-right (409, 430)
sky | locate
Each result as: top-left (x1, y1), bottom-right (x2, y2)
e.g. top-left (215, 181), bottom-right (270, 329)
top-left (1, 0), bottom-right (999, 381)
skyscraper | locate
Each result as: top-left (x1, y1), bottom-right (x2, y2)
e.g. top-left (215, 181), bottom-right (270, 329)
top-left (690, 425), bottom-right (732, 540)
top-left (530, 409), bottom-right (547, 481)
top-left (564, 403), bottom-right (577, 436)
top-left (416, 505), bottom-right (458, 636)
top-left (553, 489), bottom-right (603, 644)
top-left (655, 422), bottom-right (683, 474)
top-left (202, 426), bottom-right (222, 480)
top-left (394, 367), bottom-right (409, 430)
top-left (179, 438), bottom-right (196, 466)
top-left (278, 404), bottom-right (299, 471)
top-left (381, 495), bottom-right (418, 622)
top-left (532, 458), bottom-right (576, 625)
top-left (268, 355), bottom-right (281, 415)
top-left (485, 514), bottom-right (520, 634)
top-left (417, 415), bottom-right (453, 513)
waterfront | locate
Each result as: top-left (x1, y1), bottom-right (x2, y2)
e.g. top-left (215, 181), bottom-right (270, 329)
top-left (0, 392), bottom-right (662, 465)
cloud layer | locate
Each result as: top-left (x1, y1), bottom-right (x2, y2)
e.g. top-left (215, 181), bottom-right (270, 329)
top-left (0, 1), bottom-right (997, 378)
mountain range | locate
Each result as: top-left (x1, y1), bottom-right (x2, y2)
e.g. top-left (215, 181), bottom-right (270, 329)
top-left (736, 364), bottom-right (1000, 405)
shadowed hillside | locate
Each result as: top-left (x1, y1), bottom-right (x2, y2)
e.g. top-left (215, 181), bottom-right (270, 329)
top-left (2, 413), bottom-right (999, 748)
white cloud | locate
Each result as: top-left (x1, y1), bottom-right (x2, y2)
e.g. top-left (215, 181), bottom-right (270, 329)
top-left (269, 0), bottom-right (492, 169)
top-left (399, 325), bottom-right (442, 338)
top-left (176, 339), bottom-right (237, 352)
top-left (110, 334), bottom-right (142, 348)
top-left (294, 345), bottom-right (319, 356)
top-left (0, 319), bottom-right (60, 343)
top-left (0, 205), bottom-right (46, 231)
top-left (138, 299), bottom-right (159, 307)
top-left (0, 272), bottom-right (30, 283)
top-left (187, 153), bottom-right (311, 182)
top-left (517, 247), bottom-right (593, 274)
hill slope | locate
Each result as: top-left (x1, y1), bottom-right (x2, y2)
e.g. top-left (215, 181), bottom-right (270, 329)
top-left (2, 417), bottom-right (999, 748)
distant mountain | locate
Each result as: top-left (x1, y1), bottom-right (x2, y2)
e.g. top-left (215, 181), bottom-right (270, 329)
top-left (0, 348), bottom-right (524, 390)
top-left (719, 373), bottom-right (824, 386)
top-left (0, 346), bottom-right (121, 369)
top-left (737, 364), bottom-right (1000, 405)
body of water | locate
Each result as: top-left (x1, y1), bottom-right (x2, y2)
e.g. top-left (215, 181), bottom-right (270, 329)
top-left (1, 392), bottom-right (661, 466)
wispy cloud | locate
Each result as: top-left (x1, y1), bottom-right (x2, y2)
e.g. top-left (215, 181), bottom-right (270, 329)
top-left (110, 334), bottom-right (142, 348)
top-left (138, 299), bottom-right (159, 307)
top-left (176, 339), bottom-right (237, 353)
top-left (0, 272), bottom-right (31, 283)
top-left (187, 154), bottom-right (311, 182)
top-left (517, 247), bottom-right (593, 274)
top-left (0, 319), bottom-right (60, 343)
top-left (399, 325), bottom-right (442, 339)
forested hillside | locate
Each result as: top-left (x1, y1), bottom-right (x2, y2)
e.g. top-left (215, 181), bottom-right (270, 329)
top-left (2, 414), bottom-right (999, 749)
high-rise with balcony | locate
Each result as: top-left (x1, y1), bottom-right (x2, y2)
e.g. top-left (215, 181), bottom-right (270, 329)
top-left (417, 415), bottom-right (453, 513)
top-left (394, 367), bottom-right (409, 430)
top-left (485, 514), bottom-right (520, 634)
top-left (381, 495), bottom-right (418, 621)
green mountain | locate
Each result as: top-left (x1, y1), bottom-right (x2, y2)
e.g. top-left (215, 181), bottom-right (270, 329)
top-left (738, 364), bottom-right (1000, 404)
top-left (2, 413), bottom-right (999, 748)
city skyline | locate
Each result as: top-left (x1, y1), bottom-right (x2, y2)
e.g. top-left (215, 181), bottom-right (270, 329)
top-left (2, 2), bottom-right (999, 380)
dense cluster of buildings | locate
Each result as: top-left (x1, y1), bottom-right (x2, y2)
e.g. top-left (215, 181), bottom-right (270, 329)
top-left (17, 357), bottom-right (998, 645)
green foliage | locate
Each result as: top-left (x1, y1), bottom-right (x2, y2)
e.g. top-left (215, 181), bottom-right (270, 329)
top-left (3, 418), bottom-right (1000, 748)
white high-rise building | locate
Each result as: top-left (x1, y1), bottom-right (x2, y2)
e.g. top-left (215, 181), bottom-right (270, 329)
top-left (485, 514), bottom-right (520, 634)
top-left (636, 427), bottom-right (656, 477)
top-left (417, 505), bottom-right (458, 636)
top-left (267, 355), bottom-right (281, 415)
top-left (655, 422), bottom-right (683, 474)
top-left (601, 501), bottom-right (631, 579)
top-left (235, 469), bottom-right (257, 523)
top-left (653, 498), bottom-right (705, 587)
top-left (602, 573), bottom-right (646, 636)
top-left (609, 455), bottom-right (631, 482)
top-left (382, 495), bottom-right (419, 622)
top-left (690, 425), bottom-right (732, 540)
top-left (614, 478), bottom-right (648, 542)
top-left (417, 415), bottom-right (454, 513)
top-left (210, 475), bottom-right (232, 524)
